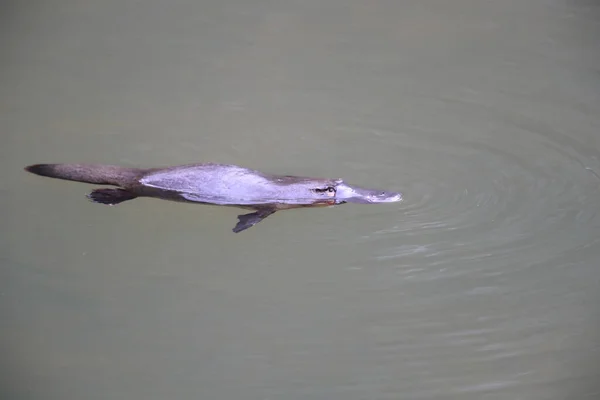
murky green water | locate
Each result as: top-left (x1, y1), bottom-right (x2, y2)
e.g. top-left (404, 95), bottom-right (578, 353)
top-left (2, 1), bottom-right (600, 399)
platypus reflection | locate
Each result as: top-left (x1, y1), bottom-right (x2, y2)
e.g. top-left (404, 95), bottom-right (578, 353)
top-left (25, 163), bottom-right (402, 233)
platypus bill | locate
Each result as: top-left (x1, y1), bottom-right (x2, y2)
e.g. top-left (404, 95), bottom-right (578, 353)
top-left (24, 163), bottom-right (402, 233)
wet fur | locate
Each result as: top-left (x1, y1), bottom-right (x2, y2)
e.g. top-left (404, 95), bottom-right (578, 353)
top-left (24, 163), bottom-right (333, 233)
top-left (25, 164), bottom-right (143, 187)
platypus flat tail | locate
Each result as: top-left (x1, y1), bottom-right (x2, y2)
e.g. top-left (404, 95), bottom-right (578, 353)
top-left (25, 163), bottom-right (141, 187)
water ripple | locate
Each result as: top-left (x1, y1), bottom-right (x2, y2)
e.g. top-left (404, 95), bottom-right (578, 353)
top-left (371, 110), bottom-right (600, 274)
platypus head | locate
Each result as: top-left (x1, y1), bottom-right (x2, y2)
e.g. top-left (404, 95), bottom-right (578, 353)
top-left (332, 180), bottom-right (403, 204)
top-left (277, 177), bottom-right (402, 205)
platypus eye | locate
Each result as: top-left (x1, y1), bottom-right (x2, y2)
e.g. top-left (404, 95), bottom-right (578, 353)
top-left (313, 186), bottom-right (336, 195)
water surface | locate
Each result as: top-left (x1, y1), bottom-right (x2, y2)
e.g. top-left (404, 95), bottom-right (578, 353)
top-left (2, 1), bottom-right (600, 399)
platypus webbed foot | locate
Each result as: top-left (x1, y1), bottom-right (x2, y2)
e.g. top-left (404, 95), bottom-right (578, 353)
top-left (87, 188), bottom-right (137, 205)
top-left (233, 209), bottom-right (276, 233)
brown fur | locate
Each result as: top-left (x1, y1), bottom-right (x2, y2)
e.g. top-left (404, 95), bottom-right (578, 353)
top-left (25, 164), bottom-right (143, 188)
top-left (23, 162), bottom-right (399, 232)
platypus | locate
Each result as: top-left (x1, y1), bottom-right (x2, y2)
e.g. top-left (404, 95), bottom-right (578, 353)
top-left (24, 163), bottom-right (402, 232)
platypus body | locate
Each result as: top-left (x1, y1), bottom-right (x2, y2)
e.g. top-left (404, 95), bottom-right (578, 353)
top-left (25, 163), bottom-right (402, 233)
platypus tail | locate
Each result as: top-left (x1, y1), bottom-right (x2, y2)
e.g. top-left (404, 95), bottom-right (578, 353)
top-left (25, 164), bottom-right (141, 187)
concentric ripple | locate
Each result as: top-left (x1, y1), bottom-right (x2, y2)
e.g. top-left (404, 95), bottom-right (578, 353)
top-left (366, 105), bottom-right (600, 276)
